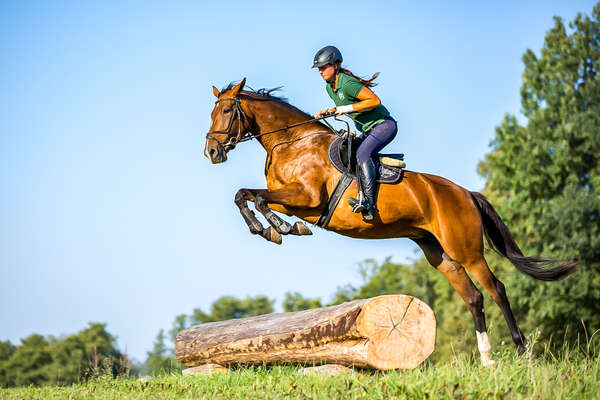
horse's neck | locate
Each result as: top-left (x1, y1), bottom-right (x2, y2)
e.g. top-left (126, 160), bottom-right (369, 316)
top-left (249, 100), bottom-right (324, 154)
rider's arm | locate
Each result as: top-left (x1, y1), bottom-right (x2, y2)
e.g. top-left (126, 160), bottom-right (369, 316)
top-left (353, 86), bottom-right (381, 111)
top-left (351, 87), bottom-right (381, 111)
top-left (335, 87), bottom-right (381, 114)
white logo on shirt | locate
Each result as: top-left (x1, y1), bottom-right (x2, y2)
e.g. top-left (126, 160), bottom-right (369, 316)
top-left (338, 92), bottom-right (345, 100)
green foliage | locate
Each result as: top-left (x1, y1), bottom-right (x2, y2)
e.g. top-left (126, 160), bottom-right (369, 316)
top-left (479, 3), bottom-right (600, 345)
top-left (0, 341), bottom-right (16, 388)
top-left (0, 323), bottom-right (126, 388)
top-left (327, 283), bottom-right (358, 306)
top-left (168, 315), bottom-right (188, 344)
top-left (190, 295), bottom-right (274, 325)
top-left (282, 292), bottom-right (322, 312)
top-left (145, 330), bottom-right (179, 376)
top-left (1, 334), bottom-right (51, 388)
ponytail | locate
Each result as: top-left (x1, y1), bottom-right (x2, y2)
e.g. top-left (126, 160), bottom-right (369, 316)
top-left (339, 66), bottom-right (379, 88)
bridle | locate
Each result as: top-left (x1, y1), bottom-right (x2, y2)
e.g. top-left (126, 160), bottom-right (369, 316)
top-left (205, 97), bottom-right (251, 153)
top-left (205, 94), bottom-right (343, 155)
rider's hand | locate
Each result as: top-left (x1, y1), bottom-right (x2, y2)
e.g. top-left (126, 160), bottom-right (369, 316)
top-left (334, 104), bottom-right (354, 116)
top-left (316, 108), bottom-right (335, 118)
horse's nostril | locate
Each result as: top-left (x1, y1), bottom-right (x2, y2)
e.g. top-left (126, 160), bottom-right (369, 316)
top-left (209, 148), bottom-right (217, 157)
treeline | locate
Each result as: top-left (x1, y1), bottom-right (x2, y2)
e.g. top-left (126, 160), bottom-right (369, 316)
top-left (0, 323), bottom-right (134, 388)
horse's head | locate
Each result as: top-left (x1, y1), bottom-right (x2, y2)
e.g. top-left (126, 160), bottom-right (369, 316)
top-left (204, 78), bottom-right (251, 164)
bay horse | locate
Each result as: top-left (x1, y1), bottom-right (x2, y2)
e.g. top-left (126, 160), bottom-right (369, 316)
top-left (203, 78), bottom-right (578, 366)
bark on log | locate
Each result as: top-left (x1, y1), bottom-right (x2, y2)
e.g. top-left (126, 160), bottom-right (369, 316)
top-left (175, 295), bottom-right (435, 370)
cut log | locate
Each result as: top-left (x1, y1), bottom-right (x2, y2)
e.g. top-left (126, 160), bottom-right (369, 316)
top-left (175, 295), bottom-right (435, 370)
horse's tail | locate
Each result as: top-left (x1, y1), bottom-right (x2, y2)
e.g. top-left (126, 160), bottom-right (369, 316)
top-left (470, 191), bottom-right (578, 281)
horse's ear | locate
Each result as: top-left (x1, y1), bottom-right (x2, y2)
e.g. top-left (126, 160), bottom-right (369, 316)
top-left (231, 78), bottom-right (246, 96)
top-left (212, 86), bottom-right (220, 98)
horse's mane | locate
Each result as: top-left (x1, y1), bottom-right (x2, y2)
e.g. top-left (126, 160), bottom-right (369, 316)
top-left (221, 82), bottom-right (315, 120)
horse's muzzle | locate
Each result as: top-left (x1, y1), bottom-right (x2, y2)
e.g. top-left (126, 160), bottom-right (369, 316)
top-left (204, 142), bottom-right (228, 164)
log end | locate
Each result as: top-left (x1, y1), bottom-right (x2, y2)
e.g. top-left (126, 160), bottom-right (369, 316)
top-left (357, 295), bottom-right (436, 370)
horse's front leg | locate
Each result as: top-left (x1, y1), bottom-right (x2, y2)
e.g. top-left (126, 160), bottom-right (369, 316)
top-left (253, 184), bottom-right (317, 243)
top-left (234, 188), bottom-right (280, 243)
top-left (235, 188), bottom-right (311, 244)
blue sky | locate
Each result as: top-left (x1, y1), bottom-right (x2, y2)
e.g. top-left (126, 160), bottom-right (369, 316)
top-left (1, 1), bottom-right (596, 363)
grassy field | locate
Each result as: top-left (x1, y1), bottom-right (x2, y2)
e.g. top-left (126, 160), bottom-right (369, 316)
top-left (2, 349), bottom-right (598, 400)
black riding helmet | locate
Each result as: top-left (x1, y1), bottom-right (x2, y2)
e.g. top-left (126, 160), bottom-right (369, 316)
top-left (312, 45), bottom-right (343, 68)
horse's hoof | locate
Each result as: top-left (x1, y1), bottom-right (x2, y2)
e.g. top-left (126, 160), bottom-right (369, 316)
top-left (262, 227), bottom-right (282, 244)
top-left (481, 358), bottom-right (496, 367)
top-left (291, 221), bottom-right (312, 236)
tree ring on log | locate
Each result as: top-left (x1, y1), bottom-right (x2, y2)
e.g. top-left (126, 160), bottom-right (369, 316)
top-left (356, 295), bottom-right (436, 369)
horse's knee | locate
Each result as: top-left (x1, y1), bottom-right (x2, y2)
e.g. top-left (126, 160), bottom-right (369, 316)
top-left (255, 193), bottom-right (268, 211)
top-left (234, 190), bottom-right (245, 205)
top-left (235, 189), bottom-right (253, 207)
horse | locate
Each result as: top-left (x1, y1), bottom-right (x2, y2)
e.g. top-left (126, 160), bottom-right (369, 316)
top-left (203, 78), bottom-right (578, 366)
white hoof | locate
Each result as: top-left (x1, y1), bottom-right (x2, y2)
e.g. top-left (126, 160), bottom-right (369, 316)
top-left (481, 357), bottom-right (496, 367)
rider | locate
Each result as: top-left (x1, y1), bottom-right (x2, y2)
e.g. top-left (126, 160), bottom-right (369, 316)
top-left (313, 45), bottom-right (397, 221)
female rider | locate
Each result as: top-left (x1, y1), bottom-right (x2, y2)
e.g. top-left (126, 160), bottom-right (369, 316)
top-left (313, 45), bottom-right (397, 221)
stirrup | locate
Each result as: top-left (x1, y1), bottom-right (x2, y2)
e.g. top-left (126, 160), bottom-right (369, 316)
top-left (347, 191), bottom-right (366, 213)
top-left (347, 196), bottom-right (374, 220)
top-left (347, 197), bottom-right (364, 213)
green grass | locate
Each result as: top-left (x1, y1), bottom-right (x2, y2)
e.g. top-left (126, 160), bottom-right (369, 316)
top-left (2, 349), bottom-right (598, 400)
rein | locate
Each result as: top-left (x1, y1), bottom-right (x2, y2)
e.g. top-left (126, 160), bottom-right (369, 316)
top-left (206, 95), bottom-right (338, 154)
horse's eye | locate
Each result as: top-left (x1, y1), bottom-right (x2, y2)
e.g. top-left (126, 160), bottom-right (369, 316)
top-left (223, 108), bottom-right (232, 114)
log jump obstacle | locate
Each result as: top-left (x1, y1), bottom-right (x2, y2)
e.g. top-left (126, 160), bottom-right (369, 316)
top-left (175, 295), bottom-right (436, 373)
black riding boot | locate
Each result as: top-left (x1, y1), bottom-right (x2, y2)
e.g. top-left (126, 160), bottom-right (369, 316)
top-left (347, 158), bottom-right (376, 220)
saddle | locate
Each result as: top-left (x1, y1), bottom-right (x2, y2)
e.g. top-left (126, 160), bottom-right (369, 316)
top-left (327, 135), bottom-right (405, 184)
top-left (316, 134), bottom-right (405, 228)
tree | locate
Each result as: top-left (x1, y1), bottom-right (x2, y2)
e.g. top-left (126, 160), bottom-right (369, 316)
top-left (168, 315), bottom-right (188, 345)
top-left (2, 334), bottom-right (52, 387)
top-left (191, 295), bottom-right (274, 323)
top-left (479, 4), bottom-right (600, 346)
top-left (60, 322), bottom-right (127, 382)
top-left (145, 330), bottom-right (178, 375)
top-left (0, 323), bottom-right (126, 387)
top-left (0, 340), bottom-right (16, 388)
top-left (282, 292), bottom-right (322, 312)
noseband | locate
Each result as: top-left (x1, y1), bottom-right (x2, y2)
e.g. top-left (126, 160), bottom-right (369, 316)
top-left (205, 97), bottom-right (251, 154)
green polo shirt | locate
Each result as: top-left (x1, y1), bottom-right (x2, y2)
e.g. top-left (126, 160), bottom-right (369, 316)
top-left (326, 72), bottom-right (390, 133)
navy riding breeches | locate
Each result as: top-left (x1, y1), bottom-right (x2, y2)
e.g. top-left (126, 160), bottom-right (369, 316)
top-left (356, 117), bottom-right (397, 164)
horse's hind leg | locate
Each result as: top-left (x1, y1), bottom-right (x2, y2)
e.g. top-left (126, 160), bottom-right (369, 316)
top-left (414, 237), bottom-right (495, 366)
top-left (462, 257), bottom-right (526, 354)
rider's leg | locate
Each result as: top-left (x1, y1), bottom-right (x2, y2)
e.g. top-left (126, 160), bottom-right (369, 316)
top-left (348, 159), bottom-right (377, 219)
top-left (348, 118), bottom-right (397, 220)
